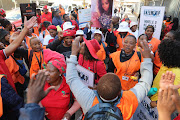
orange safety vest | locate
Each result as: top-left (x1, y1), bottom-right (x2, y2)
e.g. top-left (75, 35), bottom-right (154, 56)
top-left (59, 8), bottom-right (65, 16)
top-left (96, 42), bottom-right (107, 61)
top-left (28, 50), bottom-right (44, 78)
top-left (91, 91), bottom-right (138, 120)
top-left (40, 29), bottom-right (49, 39)
top-left (116, 32), bottom-right (132, 51)
top-left (153, 51), bottom-right (162, 75)
top-left (25, 33), bottom-right (37, 49)
top-left (5, 55), bottom-right (25, 84)
top-left (148, 37), bottom-right (161, 53)
top-left (33, 26), bottom-right (39, 36)
top-left (110, 51), bottom-right (141, 90)
top-left (0, 75), bottom-right (3, 117)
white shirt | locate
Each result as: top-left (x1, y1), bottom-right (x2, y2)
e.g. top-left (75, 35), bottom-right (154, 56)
top-left (43, 35), bottom-right (54, 46)
top-left (129, 29), bottom-right (139, 40)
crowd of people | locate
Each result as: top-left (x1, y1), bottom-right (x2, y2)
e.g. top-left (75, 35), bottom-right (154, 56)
top-left (0, 3), bottom-right (180, 120)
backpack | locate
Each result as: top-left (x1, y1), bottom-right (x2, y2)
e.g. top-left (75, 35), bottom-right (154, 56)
top-left (84, 91), bottom-right (123, 120)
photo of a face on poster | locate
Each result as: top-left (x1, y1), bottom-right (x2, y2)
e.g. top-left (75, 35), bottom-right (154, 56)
top-left (91, 0), bottom-right (113, 28)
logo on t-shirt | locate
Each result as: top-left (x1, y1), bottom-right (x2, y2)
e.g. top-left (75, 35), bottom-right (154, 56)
top-left (62, 91), bottom-right (69, 97)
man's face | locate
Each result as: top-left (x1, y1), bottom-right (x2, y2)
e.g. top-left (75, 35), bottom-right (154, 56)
top-left (43, 9), bottom-right (48, 14)
top-left (64, 15), bottom-right (70, 21)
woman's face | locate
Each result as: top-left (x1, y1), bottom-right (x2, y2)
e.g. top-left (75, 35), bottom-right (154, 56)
top-left (138, 35), bottom-right (148, 47)
top-left (123, 36), bottom-right (136, 54)
top-left (145, 28), bottom-right (154, 39)
top-left (80, 42), bottom-right (85, 55)
top-left (64, 36), bottom-right (73, 46)
top-left (5, 34), bottom-right (10, 42)
top-left (101, 0), bottom-right (109, 12)
top-left (94, 33), bottom-right (102, 42)
top-left (49, 29), bottom-right (57, 38)
top-left (164, 32), bottom-right (175, 40)
top-left (46, 63), bottom-right (61, 84)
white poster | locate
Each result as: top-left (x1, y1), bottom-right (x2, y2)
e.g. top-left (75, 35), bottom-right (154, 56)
top-left (78, 9), bottom-right (91, 28)
top-left (76, 64), bottom-right (94, 87)
top-left (139, 6), bottom-right (165, 39)
top-left (133, 96), bottom-right (158, 120)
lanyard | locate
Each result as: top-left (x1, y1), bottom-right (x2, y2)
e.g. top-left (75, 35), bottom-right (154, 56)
top-left (34, 51), bottom-right (43, 70)
top-left (124, 58), bottom-right (132, 76)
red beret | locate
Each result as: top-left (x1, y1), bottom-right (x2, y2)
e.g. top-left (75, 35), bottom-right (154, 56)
top-left (43, 5), bottom-right (48, 9)
top-left (48, 25), bottom-right (57, 31)
top-left (63, 30), bottom-right (76, 37)
top-left (0, 9), bottom-right (5, 15)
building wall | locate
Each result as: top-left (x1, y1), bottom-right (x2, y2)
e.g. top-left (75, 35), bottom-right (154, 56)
top-left (0, 0), bottom-right (30, 10)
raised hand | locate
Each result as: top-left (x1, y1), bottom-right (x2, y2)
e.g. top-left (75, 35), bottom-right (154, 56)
top-left (139, 40), bottom-right (151, 58)
top-left (159, 71), bottom-right (179, 90)
top-left (71, 36), bottom-right (81, 56)
top-left (58, 31), bottom-right (64, 40)
top-left (27, 70), bottom-right (55, 104)
top-left (24, 16), bottom-right (37, 29)
top-left (157, 86), bottom-right (176, 120)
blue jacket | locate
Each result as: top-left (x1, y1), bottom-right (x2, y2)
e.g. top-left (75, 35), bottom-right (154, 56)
top-left (19, 103), bottom-right (45, 120)
top-left (52, 16), bottom-right (63, 26)
top-left (1, 77), bottom-right (24, 120)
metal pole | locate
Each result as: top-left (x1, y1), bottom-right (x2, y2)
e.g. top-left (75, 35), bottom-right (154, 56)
top-left (160, 0), bottom-right (164, 6)
top-left (0, 0), bottom-right (3, 8)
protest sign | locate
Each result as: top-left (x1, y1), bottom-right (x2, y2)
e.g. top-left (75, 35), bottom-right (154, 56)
top-left (139, 6), bottom-right (165, 39)
top-left (133, 96), bottom-right (158, 120)
top-left (76, 64), bottom-right (94, 87)
top-left (20, 3), bottom-right (36, 23)
top-left (91, 0), bottom-right (113, 28)
top-left (78, 9), bottom-right (91, 28)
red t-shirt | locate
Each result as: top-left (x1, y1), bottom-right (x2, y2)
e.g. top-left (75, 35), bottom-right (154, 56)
top-left (37, 15), bottom-right (42, 24)
top-left (78, 54), bottom-right (107, 84)
top-left (41, 76), bottom-right (71, 120)
top-left (0, 50), bottom-right (16, 91)
top-left (41, 12), bottom-right (52, 23)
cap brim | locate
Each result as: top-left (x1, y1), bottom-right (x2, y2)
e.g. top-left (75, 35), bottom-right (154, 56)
top-left (64, 25), bottom-right (75, 30)
top-left (84, 38), bottom-right (99, 59)
top-left (117, 28), bottom-right (130, 32)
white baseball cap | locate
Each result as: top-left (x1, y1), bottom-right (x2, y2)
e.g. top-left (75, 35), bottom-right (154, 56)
top-left (91, 29), bottom-right (105, 42)
top-left (76, 30), bottom-right (87, 38)
top-left (117, 21), bottom-right (130, 32)
top-left (130, 21), bottom-right (138, 28)
top-left (63, 22), bottom-right (75, 31)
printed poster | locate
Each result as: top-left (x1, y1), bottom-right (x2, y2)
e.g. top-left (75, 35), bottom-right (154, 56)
top-left (76, 64), bottom-right (95, 87)
top-left (78, 9), bottom-right (91, 28)
top-left (20, 3), bottom-right (36, 23)
top-left (139, 6), bottom-right (165, 39)
top-left (91, 0), bottom-right (113, 28)
top-left (133, 96), bottom-right (158, 120)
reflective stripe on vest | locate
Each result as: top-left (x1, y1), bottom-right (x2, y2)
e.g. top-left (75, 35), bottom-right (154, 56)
top-left (110, 51), bottom-right (141, 90)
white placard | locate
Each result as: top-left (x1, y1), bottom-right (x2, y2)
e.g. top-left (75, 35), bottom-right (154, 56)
top-left (78, 9), bottom-right (91, 28)
top-left (133, 96), bottom-right (158, 120)
top-left (139, 6), bottom-right (165, 39)
top-left (76, 64), bottom-right (94, 87)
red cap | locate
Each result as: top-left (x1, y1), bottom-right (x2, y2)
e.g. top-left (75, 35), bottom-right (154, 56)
top-left (63, 30), bottom-right (76, 37)
top-left (83, 38), bottom-right (100, 59)
top-left (43, 5), bottom-right (48, 9)
top-left (48, 25), bottom-right (57, 31)
top-left (0, 9), bottom-right (5, 15)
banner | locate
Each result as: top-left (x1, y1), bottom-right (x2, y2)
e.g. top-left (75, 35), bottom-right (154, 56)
top-left (20, 3), bottom-right (36, 23)
top-left (133, 96), bottom-right (158, 120)
top-left (76, 64), bottom-right (94, 87)
top-left (139, 6), bottom-right (165, 39)
top-left (78, 9), bottom-right (91, 28)
top-left (91, 0), bottom-right (113, 28)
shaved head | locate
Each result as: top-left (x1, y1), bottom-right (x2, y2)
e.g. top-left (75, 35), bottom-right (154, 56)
top-left (112, 16), bottom-right (120, 24)
top-left (97, 73), bottom-right (121, 100)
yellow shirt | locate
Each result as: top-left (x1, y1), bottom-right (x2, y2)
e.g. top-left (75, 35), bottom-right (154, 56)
top-left (151, 65), bottom-right (180, 101)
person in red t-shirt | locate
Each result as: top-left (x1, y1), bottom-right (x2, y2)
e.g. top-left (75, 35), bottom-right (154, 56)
top-left (0, 17), bottom-right (37, 91)
top-left (41, 5), bottom-right (52, 23)
top-left (36, 9), bottom-right (42, 25)
top-left (41, 58), bottom-right (80, 120)
top-left (0, 8), bottom-right (6, 19)
top-left (61, 14), bottom-right (79, 31)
